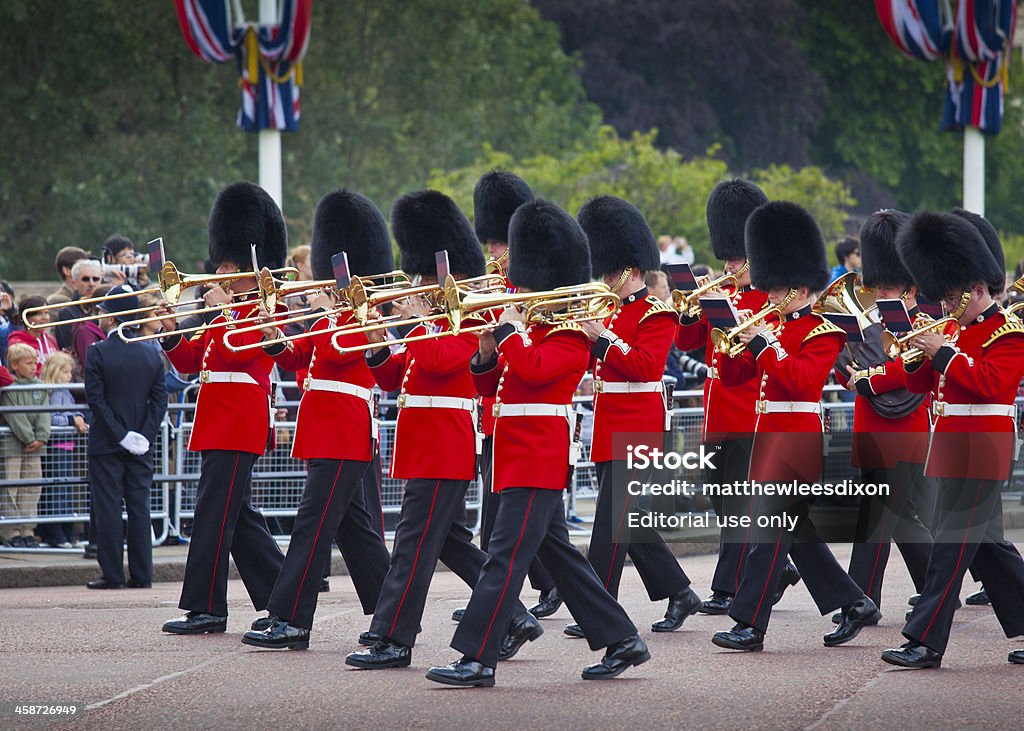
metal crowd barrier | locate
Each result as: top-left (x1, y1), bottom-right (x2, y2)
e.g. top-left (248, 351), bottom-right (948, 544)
top-left (2, 381), bottom-right (1023, 552)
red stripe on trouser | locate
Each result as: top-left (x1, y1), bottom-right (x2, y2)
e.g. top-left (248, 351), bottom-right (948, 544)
top-left (605, 468), bottom-right (636, 588)
top-left (208, 454), bottom-right (241, 614)
top-left (920, 482), bottom-right (983, 641)
top-left (478, 490), bottom-right (537, 658)
top-left (750, 531), bottom-right (784, 624)
top-left (866, 510), bottom-right (891, 597)
top-left (388, 480), bottom-right (442, 639)
top-left (291, 461), bottom-right (345, 621)
top-left (735, 494), bottom-right (755, 591)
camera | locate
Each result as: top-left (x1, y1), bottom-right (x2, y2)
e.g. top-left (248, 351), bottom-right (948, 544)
top-left (102, 261), bottom-right (148, 284)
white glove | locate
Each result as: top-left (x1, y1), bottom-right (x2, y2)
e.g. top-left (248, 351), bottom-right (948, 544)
top-left (119, 431), bottom-right (150, 456)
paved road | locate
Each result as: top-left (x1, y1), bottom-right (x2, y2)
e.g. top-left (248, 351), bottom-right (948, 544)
top-left (2, 543), bottom-right (1021, 730)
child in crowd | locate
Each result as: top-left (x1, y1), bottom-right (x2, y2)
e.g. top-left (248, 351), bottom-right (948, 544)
top-left (37, 352), bottom-right (87, 548)
top-left (8, 295), bottom-right (59, 374)
top-left (0, 343), bottom-right (50, 548)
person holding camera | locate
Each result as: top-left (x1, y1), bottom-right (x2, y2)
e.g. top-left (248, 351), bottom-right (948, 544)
top-left (101, 235), bottom-right (149, 289)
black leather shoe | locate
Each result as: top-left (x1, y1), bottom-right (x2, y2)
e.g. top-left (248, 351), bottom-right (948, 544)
top-left (652, 587), bottom-right (702, 632)
top-left (772, 561), bottom-right (801, 605)
top-left (426, 656), bottom-right (495, 687)
top-left (1008, 649), bottom-right (1024, 665)
top-left (712, 623), bottom-right (765, 651)
top-left (319, 578), bottom-right (330, 593)
top-left (881, 641), bottom-right (942, 669)
top-left (528, 587), bottom-right (563, 619)
top-left (498, 612), bottom-right (544, 660)
top-left (242, 619), bottom-right (310, 650)
top-left (581, 635), bottom-right (650, 679)
top-left (251, 615), bottom-right (276, 632)
top-left (82, 544), bottom-right (97, 559)
top-left (452, 608), bottom-right (465, 622)
top-left (359, 631), bottom-right (383, 646)
top-left (125, 578), bottom-right (151, 589)
top-left (162, 612), bottom-right (227, 635)
top-left (563, 623), bottom-right (586, 639)
top-left (699, 591), bottom-right (733, 615)
top-left (86, 578), bottom-right (125, 590)
top-left (907, 593), bottom-right (920, 606)
top-left (824, 596), bottom-right (880, 647)
top-left (965, 588), bottom-right (990, 606)
top-left (345, 640), bottom-right (412, 669)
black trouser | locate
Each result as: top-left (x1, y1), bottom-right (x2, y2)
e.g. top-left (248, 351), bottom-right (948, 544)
top-left (706, 438), bottom-right (755, 596)
top-left (324, 447), bottom-right (386, 580)
top-left (730, 499), bottom-right (863, 633)
top-left (268, 459), bottom-right (389, 629)
top-left (587, 461), bottom-right (690, 602)
top-left (89, 452), bottom-right (154, 585)
top-left (369, 478), bottom-right (528, 648)
top-left (904, 477), bottom-right (1024, 654)
top-left (178, 450), bottom-right (285, 617)
top-left (847, 462), bottom-right (932, 608)
top-left (453, 487), bottom-right (638, 667)
top-left (479, 435), bottom-right (556, 593)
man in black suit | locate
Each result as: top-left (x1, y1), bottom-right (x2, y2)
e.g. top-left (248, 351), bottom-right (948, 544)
top-left (83, 284), bottom-right (167, 589)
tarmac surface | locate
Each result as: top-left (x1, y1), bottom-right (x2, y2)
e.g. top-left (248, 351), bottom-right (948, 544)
top-left (2, 535), bottom-right (1022, 730)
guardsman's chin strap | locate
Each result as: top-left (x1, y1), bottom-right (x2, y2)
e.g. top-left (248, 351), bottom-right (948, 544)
top-left (610, 267), bottom-right (633, 295)
top-left (949, 291), bottom-right (972, 321)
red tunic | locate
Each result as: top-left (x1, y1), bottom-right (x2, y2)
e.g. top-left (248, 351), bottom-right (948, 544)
top-left (473, 321), bottom-right (590, 491)
top-left (478, 276), bottom-right (518, 439)
top-left (849, 357), bottom-right (930, 469)
top-left (367, 321), bottom-right (479, 480)
top-left (590, 291), bottom-right (676, 463)
top-left (266, 310), bottom-right (375, 461)
top-left (163, 301), bottom-right (277, 455)
top-left (718, 308), bottom-right (845, 482)
top-left (676, 288), bottom-right (771, 440)
top-left (904, 306), bottom-right (1024, 480)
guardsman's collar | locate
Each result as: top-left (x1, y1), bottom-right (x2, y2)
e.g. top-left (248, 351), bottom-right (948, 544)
top-left (785, 304), bottom-right (812, 322)
top-left (908, 305), bottom-right (920, 318)
top-left (621, 287), bottom-right (648, 306)
top-left (972, 302), bottom-right (999, 324)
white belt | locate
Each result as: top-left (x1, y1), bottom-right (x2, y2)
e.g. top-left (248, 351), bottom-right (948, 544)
top-left (595, 380), bottom-right (663, 394)
top-left (303, 377), bottom-right (373, 402)
top-left (398, 394), bottom-right (475, 411)
top-left (199, 370), bottom-right (258, 386)
top-left (493, 403), bottom-right (575, 419)
top-left (756, 400), bottom-right (822, 415)
top-left (932, 402), bottom-right (1015, 418)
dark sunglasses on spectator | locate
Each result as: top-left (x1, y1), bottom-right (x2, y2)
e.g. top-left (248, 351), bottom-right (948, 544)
top-left (80, 276), bottom-right (102, 282)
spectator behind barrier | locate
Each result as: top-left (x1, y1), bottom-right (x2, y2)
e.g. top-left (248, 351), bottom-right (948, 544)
top-left (48, 247), bottom-right (90, 306)
top-left (8, 295), bottom-right (59, 375)
top-left (0, 282), bottom-right (14, 364)
top-left (644, 270), bottom-right (671, 304)
top-left (1, 343), bottom-right (50, 548)
top-left (54, 259), bottom-right (104, 351)
top-left (829, 237), bottom-right (860, 282)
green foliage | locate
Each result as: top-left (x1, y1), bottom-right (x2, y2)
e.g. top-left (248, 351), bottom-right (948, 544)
top-left (429, 126), bottom-right (855, 263)
top-left (0, 0), bottom-right (599, 279)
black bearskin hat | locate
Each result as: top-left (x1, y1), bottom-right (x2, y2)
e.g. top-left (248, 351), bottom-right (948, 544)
top-left (473, 170), bottom-right (534, 243)
top-left (208, 181), bottom-right (287, 270)
top-left (746, 201), bottom-right (829, 292)
top-left (310, 190), bottom-right (394, 281)
top-left (950, 208), bottom-right (1006, 296)
top-left (508, 200), bottom-right (592, 291)
top-left (391, 190), bottom-right (484, 278)
top-left (859, 209), bottom-right (911, 288)
top-left (576, 196), bottom-right (660, 277)
top-left (707, 179), bottom-right (769, 261)
top-left (895, 210), bottom-right (1003, 302)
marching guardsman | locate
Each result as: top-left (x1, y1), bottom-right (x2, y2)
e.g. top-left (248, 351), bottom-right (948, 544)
top-left (469, 170), bottom-right (562, 620)
top-left (881, 211), bottom-right (1024, 669)
top-left (240, 190), bottom-right (393, 650)
top-left (834, 210), bottom-right (932, 624)
top-left (426, 200), bottom-right (649, 687)
top-left (345, 191), bottom-right (538, 671)
top-left (675, 180), bottom-right (800, 615)
top-left (561, 195), bottom-right (700, 639)
top-left (160, 181), bottom-right (287, 635)
top-left (712, 201), bottom-right (878, 652)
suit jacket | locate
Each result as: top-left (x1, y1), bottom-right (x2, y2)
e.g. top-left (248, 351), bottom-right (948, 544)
top-left (84, 329), bottom-right (167, 456)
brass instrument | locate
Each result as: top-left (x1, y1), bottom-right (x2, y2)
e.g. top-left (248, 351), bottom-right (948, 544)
top-left (709, 289), bottom-right (797, 358)
top-left (486, 250), bottom-right (510, 278)
top-left (813, 272), bottom-right (878, 329)
top-left (880, 314), bottom-right (960, 364)
top-left (332, 277), bottom-right (621, 354)
top-left (257, 268), bottom-right (411, 313)
top-left (1007, 300), bottom-right (1024, 319)
top-left (671, 271), bottom-right (739, 319)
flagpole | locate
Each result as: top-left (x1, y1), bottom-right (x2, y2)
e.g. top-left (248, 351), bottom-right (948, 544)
top-left (962, 126), bottom-right (985, 216)
top-left (259, 0), bottom-right (283, 211)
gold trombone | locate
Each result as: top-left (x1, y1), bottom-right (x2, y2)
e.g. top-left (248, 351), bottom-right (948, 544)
top-left (486, 250), bottom-right (510, 278)
top-left (879, 315), bottom-right (960, 364)
top-left (332, 276), bottom-right (621, 354)
top-left (256, 267), bottom-right (411, 313)
top-left (671, 271), bottom-right (740, 319)
top-left (710, 289), bottom-right (797, 358)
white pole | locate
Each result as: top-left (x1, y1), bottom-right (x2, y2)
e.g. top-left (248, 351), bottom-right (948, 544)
top-left (962, 126), bottom-right (985, 215)
top-left (258, 0), bottom-right (283, 211)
